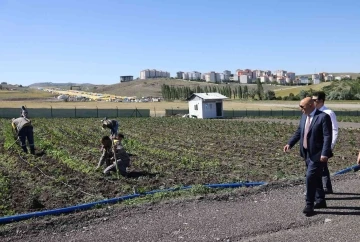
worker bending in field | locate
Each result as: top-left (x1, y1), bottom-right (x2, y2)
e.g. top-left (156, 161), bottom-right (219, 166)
top-left (11, 115), bottom-right (35, 155)
top-left (96, 133), bottom-right (130, 177)
top-left (101, 117), bottom-right (119, 139)
top-left (97, 136), bottom-right (114, 168)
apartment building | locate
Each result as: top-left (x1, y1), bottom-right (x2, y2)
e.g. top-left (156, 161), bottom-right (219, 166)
top-left (312, 74), bottom-right (319, 80)
top-left (324, 75), bottom-right (334, 81)
top-left (176, 71), bottom-right (184, 79)
top-left (221, 70), bottom-right (231, 81)
top-left (299, 76), bottom-right (309, 84)
top-left (239, 75), bottom-right (252, 84)
top-left (285, 72), bottom-right (296, 81)
top-left (140, 69), bottom-right (170, 79)
top-left (182, 71), bottom-right (201, 80)
top-left (120, 76), bottom-right (134, 83)
top-left (275, 70), bottom-right (287, 77)
top-left (260, 76), bottom-right (269, 83)
top-left (277, 76), bottom-right (286, 85)
top-left (205, 71), bottom-right (220, 83)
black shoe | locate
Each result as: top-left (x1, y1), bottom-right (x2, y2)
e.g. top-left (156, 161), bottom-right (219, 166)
top-left (314, 201), bottom-right (327, 209)
top-left (303, 205), bottom-right (314, 215)
top-left (324, 188), bottom-right (333, 194)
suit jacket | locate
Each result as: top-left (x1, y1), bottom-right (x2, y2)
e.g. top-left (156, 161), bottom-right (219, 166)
top-left (288, 109), bottom-right (333, 162)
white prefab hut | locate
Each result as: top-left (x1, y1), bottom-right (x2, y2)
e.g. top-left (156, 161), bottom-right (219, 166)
top-left (187, 93), bottom-right (228, 119)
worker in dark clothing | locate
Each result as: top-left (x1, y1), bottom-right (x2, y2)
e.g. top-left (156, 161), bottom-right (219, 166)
top-left (96, 136), bottom-right (114, 169)
top-left (11, 116), bottom-right (35, 154)
top-left (101, 117), bottom-right (119, 139)
top-left (96, 133), bottom-right (130, 176)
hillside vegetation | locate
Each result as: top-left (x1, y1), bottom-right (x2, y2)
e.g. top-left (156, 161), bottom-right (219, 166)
top-left (95, 78), bottom-right (282, 97)
top-left (274, 82), bottom-right (332, 98)
top-left (322, 78), bottom-right (360, 100)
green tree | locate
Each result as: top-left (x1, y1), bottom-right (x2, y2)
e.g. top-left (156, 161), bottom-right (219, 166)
top-left (256, 79), bottom-right (264, 100)
top-left (238, 86), bottom-right (243, 99)
top-left (248, 88), bottom-right (257, 100)
top-left (243, 86), bottom-right (249, 99)
top-left (264, 90), bottom-right (276, 100)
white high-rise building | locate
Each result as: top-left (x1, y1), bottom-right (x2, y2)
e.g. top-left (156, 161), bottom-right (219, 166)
top-left (182, 72), bottom-right (189, 80)
top-left (205, 72), bottom-right (217, 83)
top-left (140, 69), bottom-right (170, 79)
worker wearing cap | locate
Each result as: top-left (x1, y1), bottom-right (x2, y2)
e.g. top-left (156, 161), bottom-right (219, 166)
top-left (11, 116), bottom-right (35, 155)
top-left (101, 117), bottom-right (119, 139)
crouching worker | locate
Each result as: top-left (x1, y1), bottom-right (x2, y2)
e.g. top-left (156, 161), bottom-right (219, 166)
top-left (96, 133), bottom-right (130, 177)
top-left (97, 136), bottom-right (114, 168)
top-left (101, 117), bottom-right (119, 139)
top-left (11, 116), bottom-right (35, 155)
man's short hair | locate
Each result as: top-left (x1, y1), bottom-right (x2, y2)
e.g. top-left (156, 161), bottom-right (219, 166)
top-left (313, 91), bottom-right (326, 101)
top-left (117, 133), bottom-right (125, 139)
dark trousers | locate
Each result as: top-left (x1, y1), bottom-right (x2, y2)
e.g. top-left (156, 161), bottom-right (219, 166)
top-left (305, 158), bottom-right (326, 206)
top-left (18, 126), bottom-right (35, 154)
top-left (322, 163), bottom-right (333, 191)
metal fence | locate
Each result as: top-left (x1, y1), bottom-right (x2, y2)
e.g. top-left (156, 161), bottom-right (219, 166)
top-left (0, 108), bottom-right (150, 118)
top-left (165, 109), bottom-right (360, 118)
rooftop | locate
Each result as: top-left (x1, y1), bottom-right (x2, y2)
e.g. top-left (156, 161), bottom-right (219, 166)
top-left (187, 92), bottom-right (228, 100)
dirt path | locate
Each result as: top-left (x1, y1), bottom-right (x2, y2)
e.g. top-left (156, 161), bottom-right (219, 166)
top-left (2, 173), bottom-right (360, 242)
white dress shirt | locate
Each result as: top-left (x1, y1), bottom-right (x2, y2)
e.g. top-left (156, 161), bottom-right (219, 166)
top-left (319, 105), bottom-right (338, 150)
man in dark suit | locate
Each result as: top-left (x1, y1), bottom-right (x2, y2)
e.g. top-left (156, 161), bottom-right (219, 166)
top-left (283, 97), bottom-right (332, 215)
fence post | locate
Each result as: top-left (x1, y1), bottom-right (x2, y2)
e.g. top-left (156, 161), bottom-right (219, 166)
top-left (96, 106), bottom-right (98, 118)
top-left (50, 105), bottom-right (53, 118)
top-left (75, 106), bottom-right (76, 118)
top-left (232, 109), bottom-right (234, 118)
top-left (135, 108), bottom-right (138, 117)
top-left (282, 109), bottom-right (283, 117)
top-left (154, 107), bottom-right (156, 117)
top-left (116, 106), bottom-right (118, 118)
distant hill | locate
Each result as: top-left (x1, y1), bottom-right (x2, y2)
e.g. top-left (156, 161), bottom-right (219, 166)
top-left (296, 72), bottom-right (360, 79)
top-left (94, 78), bottom-right (282, 97)
top-left (28, 82), bottom-right (106, 91)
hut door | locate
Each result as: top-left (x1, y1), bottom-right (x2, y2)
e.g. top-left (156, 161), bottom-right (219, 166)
top-left (216, 102), bottom-right (222, 116)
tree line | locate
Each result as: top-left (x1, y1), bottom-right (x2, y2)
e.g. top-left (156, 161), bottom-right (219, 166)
top-left (161, 80), bottom-right (276, 101)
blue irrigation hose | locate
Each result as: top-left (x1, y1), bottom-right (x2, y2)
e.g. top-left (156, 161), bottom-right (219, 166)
top-left (0, 162), bottom-right (357, 225)
top-left (333, 164), bottom-right (360, 176)
top-left (0, 182), bottom-right (267, 225)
